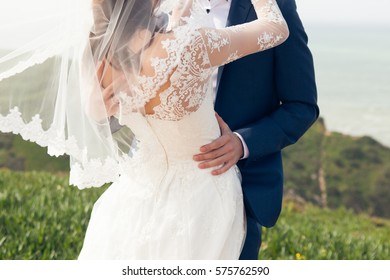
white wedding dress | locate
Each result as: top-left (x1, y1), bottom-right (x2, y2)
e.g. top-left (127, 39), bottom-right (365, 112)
top-left (78, 0), bottom-right (288, 260)
top-left (78, 92), bottom-right (246, 259)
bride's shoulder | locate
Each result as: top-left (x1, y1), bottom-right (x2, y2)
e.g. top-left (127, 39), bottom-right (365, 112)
top-left (145, 25), bottom-right (202, 59)
top-left (147, 32), bottom-right (176, 50)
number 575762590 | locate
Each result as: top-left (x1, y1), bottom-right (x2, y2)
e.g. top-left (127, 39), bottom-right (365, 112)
top-left (215, 266), bottom-right (270, 276)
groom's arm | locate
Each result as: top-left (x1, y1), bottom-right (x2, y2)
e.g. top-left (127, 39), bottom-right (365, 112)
top-left (194, 0), bottom-right (319, 172)
top-left (237, 0), bottom-right (319, 161)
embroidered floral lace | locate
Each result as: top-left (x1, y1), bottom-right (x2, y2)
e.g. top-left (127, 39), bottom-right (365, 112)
top-left (0, 0), bottom-right (288, 189)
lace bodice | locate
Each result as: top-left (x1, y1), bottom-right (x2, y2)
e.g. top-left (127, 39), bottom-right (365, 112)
top-left (0, 0), bottom-right (288, 189)
top-left (113, 0), bottom-right (288, 188)
top-left (119, 0), bottom-right (288, 121)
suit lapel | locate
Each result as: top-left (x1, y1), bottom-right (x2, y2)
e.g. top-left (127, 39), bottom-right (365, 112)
top-left (226, 0), bottom-right (253, 27)
top-left (216, 0), bottom-right (253, 97)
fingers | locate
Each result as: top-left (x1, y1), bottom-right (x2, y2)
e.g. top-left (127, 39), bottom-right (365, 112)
top-left (195, 143), bottom-right (230, 165)
top-left (197, 153), bottom-right (229, 169)
top-left (102, 75), bottom-right (127, 100)
top-left (215, 112), bottom-right (229, 133)
top-left (194, 136), bottom-right (236, 175)
top-left (106, 95), bottom-right (120, 115)
top-left (101, 75), bottom-right (127, 116)
top-left (196, 154), bottom-right (236, 176)
top-left (102, 83), bottom-right (115, 102)
top-left (107, 103), bottom-right (119, 117)
top-left (193, 136), bottom-right (243, 175)
top-left (211, 161), bottom-right (236, 176)
top-left (196, 135), bottom-right (229, 156)
top-left (193, 113), bottom-right (242, 176)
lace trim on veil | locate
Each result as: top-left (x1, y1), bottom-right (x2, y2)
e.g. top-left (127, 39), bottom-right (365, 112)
top-left (0, 107), bottom-right (127, 189)
top-left (0, 50), bottom-right (58, 83)
top-left (0, 5), bottom-right (208, 189)
top-left (0, 25), bottom-right (202, 189)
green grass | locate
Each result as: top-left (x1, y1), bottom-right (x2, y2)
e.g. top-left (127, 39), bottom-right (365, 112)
top-left (260, 200), bottom-right (390, 260)
top-left (0, 170), bottom-right (106, 259)
top-left (0, 133), bottom-right (68, 172)
top-left (1, 170), bottom-right (389, 260)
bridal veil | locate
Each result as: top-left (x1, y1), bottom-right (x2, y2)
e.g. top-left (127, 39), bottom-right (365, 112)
top-left (0, 0), bottom-right (182, 188)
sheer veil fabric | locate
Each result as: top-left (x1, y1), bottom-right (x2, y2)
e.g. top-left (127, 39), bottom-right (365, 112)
top-left (0, 0), bottom-right (289, 259)
top-left (0, 0), bottom-right (288, 191)
top-left (0, 0), bottom-right (182, 188)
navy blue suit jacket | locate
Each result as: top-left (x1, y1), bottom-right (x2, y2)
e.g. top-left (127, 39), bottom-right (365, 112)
top-left (215, 0), bottom-right (319, 228)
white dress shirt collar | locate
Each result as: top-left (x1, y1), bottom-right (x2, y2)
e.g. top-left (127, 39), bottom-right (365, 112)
top-left (198, 0), bottom-right (231, 29)
top-left (201, 0), bottom-right (231, 9)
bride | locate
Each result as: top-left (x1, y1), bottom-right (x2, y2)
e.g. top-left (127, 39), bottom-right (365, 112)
top-left (0, 0), bottom-right (288, 259)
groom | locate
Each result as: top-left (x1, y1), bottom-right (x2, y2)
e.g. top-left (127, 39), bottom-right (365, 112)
top-left (193, 0), bottom-right (319, 259)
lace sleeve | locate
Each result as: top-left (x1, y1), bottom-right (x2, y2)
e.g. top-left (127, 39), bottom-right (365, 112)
top-left (198, 0), bottom-right (289, 68)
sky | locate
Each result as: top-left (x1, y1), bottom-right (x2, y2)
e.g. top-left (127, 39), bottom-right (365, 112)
top-left (296, 0), bottom-right (390, 26)
top-left (0, 0), bottom-right (389, 49)
top-left (0, 0), bottom-right (88, 49)
top-left (1, 0), bottom-right (390, 28)
top-left (0, 0), bottom-right (65, 27)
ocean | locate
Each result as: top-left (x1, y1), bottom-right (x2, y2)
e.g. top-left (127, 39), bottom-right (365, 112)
top-left (304, 24), bottom-right (390, 147)
top-left (1, 23), bottom-right (389, 147)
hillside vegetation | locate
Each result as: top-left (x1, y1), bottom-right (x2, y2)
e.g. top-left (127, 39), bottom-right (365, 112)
top-left (283, 119), bottom-right (390, 218)
top-left (0, 133), bottom-right (68, 172)
top-left (1, 118), bottom-right (390, 259)
top-left (0, 170), bottom-right (389, 260)
top-left (2, 118), bottom-right (389, 218)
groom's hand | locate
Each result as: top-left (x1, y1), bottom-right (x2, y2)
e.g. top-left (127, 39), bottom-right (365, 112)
top-left (193, 113), bottom-right (243, 175)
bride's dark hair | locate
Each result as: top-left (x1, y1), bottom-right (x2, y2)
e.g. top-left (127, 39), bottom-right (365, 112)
top-left (90, 0), bottom-right (155, 69)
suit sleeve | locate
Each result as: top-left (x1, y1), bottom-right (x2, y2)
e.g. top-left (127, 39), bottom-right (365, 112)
top-left (235, 0), bottom-right (320, 160)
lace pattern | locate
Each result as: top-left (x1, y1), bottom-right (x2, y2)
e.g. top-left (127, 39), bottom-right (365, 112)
top-left (150, 27), bottom-right (212, 120)
top-left (0, 107), bottom-right (125, 189)
top-left (260, 0), bottom-right (286, 24)
top-left (118, 17), bottom-right (213, 121)
top-left (0, 0), bottom-right (288, 190)
top-left (116, 0), bottom-right (288, 122)
top-left (257, 31), bottom-right (285, 51)
top-left (203, 29), bottom-right (230, 53)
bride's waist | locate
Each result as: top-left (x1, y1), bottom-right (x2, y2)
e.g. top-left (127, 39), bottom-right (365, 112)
top-left (132, 145), bottom-right (197, 165)
top-left (164, 146), bottom-right (200, 161)
top-left (137, 140), bottom-right (210, 161)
